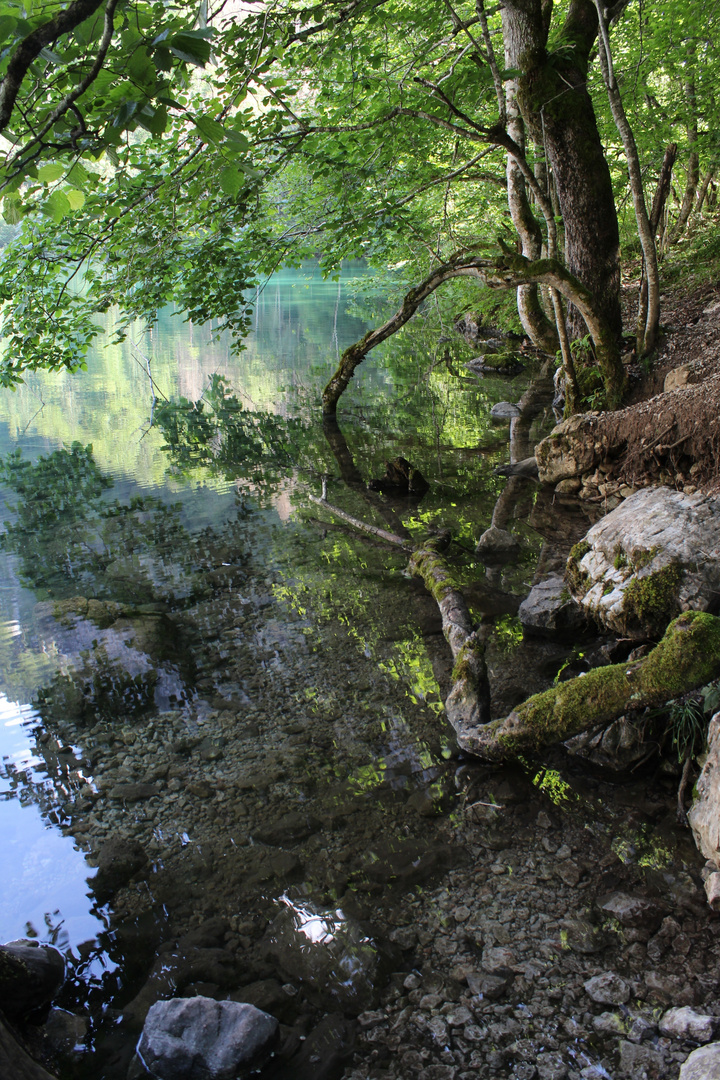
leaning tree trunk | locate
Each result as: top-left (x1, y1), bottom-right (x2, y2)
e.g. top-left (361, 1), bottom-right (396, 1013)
top-left (668, 76), bottom-right (700, 245)
top-left (502, 0), bottom-right (622, 344)
top-left (322, 252), bottom-right (624, 414)
top-left (459, 612), bottom-right (720, 760)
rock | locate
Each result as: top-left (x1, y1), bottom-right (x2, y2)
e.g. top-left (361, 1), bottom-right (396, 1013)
top-left (705, 873), bottom-right (720, 910)
top-left (367, 456), bottom-right (429, 496)
top-left (268, 1013), bottom-right (356, 1080)
top-left (266, 899), bottom-right (377, 1013)
top-left (475, 525), bottom-right (521, 561)
top-left (660, 1007), bottom-right (715, 1043)
top-left (0, 1014), bottom-right (60, 1080)
top-left (124, 948), bottom-right (241, 1026)
top-left (517, 574), bottom-right (588, 638)
top-left (466, 970), bottom-right (512, 1000)
top-left (535, 413), bottom-right (604, 485)
top-left (584, 972), bottom-right (630, 1005)
top-left (689, 715), bottom-right (720, 870)
top-left (137, 997), bottom-right (278, 1079)
top-left (618, 1040), bottom-right (665, 1078)
top-left (90, 837), bottom-right (148, 903)
top-left (566, 487), bottom-right (720, 638)
top-left (493, 456), bottom-right (539, 478)
top-left (664, 365), bottom-right (693, 392)
top-left (251, 812), bottom-right (321, 845)
top-left (0, 943), bottom-right (65, 1018)
top-left (680, 1043), bottom-right (720, 1080)
top-left (555, 478), bottom-right (582, 495)
top-left (491, 401), bottom-right (522, 419)
top-left (598, 892), bottom-right (666, 931)
top-left (107, 783), bottom-right (160, 802)
top-left (565, 715), bottom-right (652, 771)
top-left (43, 1009), bottom-right (89, 1058)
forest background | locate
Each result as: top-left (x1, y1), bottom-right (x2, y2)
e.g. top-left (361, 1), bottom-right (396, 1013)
top-left (0, 0), bottom-right (716, 410)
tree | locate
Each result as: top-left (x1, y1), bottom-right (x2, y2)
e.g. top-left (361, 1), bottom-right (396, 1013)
top-left (0, 0), bottom-right (716, 408)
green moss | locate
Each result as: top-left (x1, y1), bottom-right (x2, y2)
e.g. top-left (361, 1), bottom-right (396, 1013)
top-left (622, 564), bottom-right (682, 634)
top-left (613, 546), bottom-right (628, 571)
top-left (569, 540), bottom-right (590, 562)
top-left (451, 636), bottom-right (486, 685)
top-left (566, 539), bottom-right (591, 594)
top-left (631, 546), bottom-right (659, 570)
top-left (466, 613), bottom-right (720, 760)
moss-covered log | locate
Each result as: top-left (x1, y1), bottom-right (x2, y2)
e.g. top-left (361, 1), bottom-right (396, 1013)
top-left (409, 538), bottom-right (491, 732)
top-left (457, 611), bottom-right (720, 761)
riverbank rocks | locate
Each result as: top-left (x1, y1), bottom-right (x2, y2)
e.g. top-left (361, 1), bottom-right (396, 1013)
top-left (0, 942), bottom-right (65, 1018)
top-left (688, 715), bottom-right (720, 870)
top-left (137, 997), bottom-right (278, 1079)
top-left (566, 487), bottom-right (720, 637)
top-left (535, 413), bottom-right (605, 484)
top-left (679, 1043), bottom-right (720, 1080)
top-left (517, 574), bottom-right (588, 638)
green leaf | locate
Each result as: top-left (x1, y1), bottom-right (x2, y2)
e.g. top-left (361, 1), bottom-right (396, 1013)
top-left (193, 115), bottom-right (225, 144)
top-left (42, 191), bottom-right (71, 222)
top-left (219, 166), bottom-right (244, 197)
top-left (127, 47), bottom-right (157, 93)
top-left (65, 189), bottom-right (85, 211)
top-left (168, 32), bottom-right (212, 67)
top-left (37, 163), bottom-right (65, 183)
top-left (2, 197), bottom-right (22, 225)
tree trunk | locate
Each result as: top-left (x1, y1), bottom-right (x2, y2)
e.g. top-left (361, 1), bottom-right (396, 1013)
top-left (457, 612), bottom-right (720, 761)
top-left (502, 0), bottom-right (622, 343)
top-left (668, 77), bottom-right (700, 244)
top-left (638, 143), bottom-right (676, 334)
top-left (409, 537), bottom-right (491, 733)
top-left (592, 0), bottom-right (659, 356)
top-left (322, 251), bottom-right (624, 414)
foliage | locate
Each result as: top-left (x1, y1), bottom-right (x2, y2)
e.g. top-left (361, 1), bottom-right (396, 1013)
top-left (153, 373), bottom-right (307, 481)
top-left (0, 0), bottom-right (718, 398)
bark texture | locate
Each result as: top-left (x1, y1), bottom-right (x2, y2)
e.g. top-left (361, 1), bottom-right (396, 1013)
top-left (502, 0), bottom-right (622, 342)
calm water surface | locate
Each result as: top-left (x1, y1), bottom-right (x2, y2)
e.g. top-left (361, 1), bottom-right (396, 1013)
top-left (0, 265), bottom-right (697, 1077)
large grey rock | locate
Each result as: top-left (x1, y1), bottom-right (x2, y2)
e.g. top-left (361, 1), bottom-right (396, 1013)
top-left (535, 413), bottom-right (604, 484)
top-left (491, 401), bottom-right (522, 419)
top-left (475, 525), bottom-right (520, 562)
top-left (566, 487), bottom-right (720, 637)
top-left (518, 574), bottom-right (588, 637)
top-left (680, 1043), bottom-right (720, 1080)
top-left (688, 715), bottom-right (720, 870)
top-left (137, 997), bottom-right (278, 1080)
top-left (659, 1007), bottom-right (715, 1043)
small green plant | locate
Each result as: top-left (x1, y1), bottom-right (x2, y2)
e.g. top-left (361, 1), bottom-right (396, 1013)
top-left (668, 694), bottom-right (708, 763)
top-left (613, 546), bottom-right (628, 571)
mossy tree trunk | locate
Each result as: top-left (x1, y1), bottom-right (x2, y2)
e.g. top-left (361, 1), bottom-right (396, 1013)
top-left (409, 537), bottom-right (491, 733)
top-left (457, 612), bottom-right (720, 761)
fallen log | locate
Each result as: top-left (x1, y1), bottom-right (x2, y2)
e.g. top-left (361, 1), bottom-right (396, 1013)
top-left (308, 492), bottom-right (491, 731)
top-left (457, 611), bottom-right (720, 760)
top-left (409, 538), bottom-right (491, 731)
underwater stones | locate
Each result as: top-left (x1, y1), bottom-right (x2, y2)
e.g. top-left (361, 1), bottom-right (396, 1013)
top-left (584, 972), bottom-right (631, 1005)
top-left (475, 525), bottom-right (520, 562)
top-left (137, 997), bottom-right (278, 1080)
top-left (517, 574), bottom-right (588, 638)
top-left (266, 899), bottom-right (377, 1013)
top-left (659, 1007), bottom-right (716, 1043)
top-left (0, 943), bottom-right (65, 1018)
top-left (567, 487), bottom-right (720, 638)
top-left (688, 715), bottom-right (720, 871)
top-left (251, 811), bottom-right (320, 846)
top-left (598, 892), bottom-right (666, 932)
top-left (90, 836), bottom-right (148, 902)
